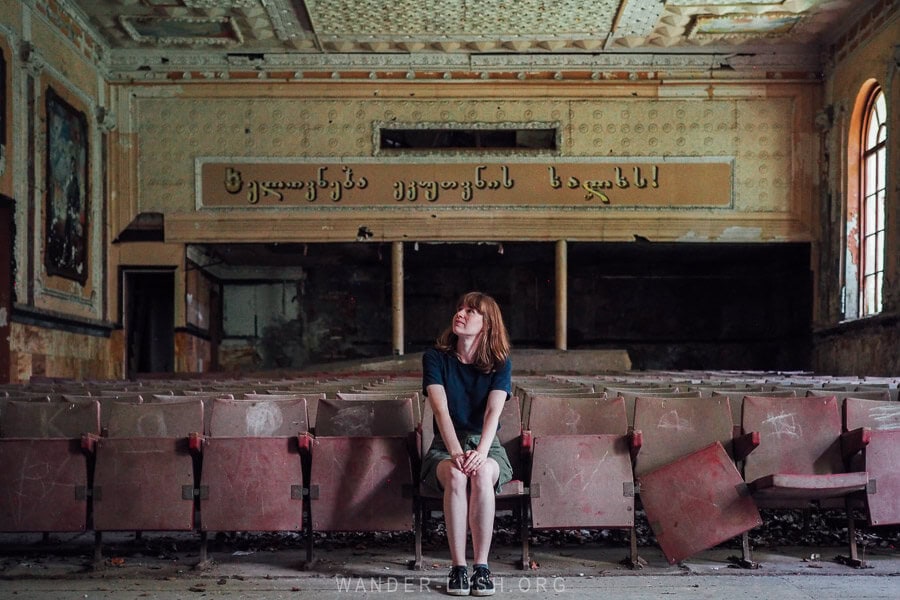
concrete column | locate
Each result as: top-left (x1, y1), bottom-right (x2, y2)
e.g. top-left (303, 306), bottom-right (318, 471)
top-left (555, 239), bottom-right (567, 351)
top-left (392, 241), bottom-right (404, 356)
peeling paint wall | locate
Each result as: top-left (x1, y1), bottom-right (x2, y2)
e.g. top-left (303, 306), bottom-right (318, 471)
top-left (1, 3), bottom-right (111, 382)
top-left (814, 6), bottom-right (898, 376)
top-left (8, 322), bottom-right (120, 381)
top-left (814, 317), bottom-right (900, 377)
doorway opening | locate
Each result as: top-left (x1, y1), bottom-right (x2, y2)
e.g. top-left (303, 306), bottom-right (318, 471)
top-left (123, 269), bottom-right (175, 377)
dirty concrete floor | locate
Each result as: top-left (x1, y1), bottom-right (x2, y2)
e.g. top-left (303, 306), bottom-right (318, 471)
top-left (1, 527), bottom-right (898, 599)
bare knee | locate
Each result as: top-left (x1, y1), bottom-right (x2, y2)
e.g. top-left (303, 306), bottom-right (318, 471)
top-left (469, 465), bottom-right (498, 495)
top-left (438, 462), bottom-right (469, 494)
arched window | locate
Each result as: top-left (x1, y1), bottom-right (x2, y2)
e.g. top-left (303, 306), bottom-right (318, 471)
top-left (859, 88), bottom-right (886, 317)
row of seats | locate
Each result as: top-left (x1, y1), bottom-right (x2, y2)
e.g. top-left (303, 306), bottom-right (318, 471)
top-left (513, 374), bottom-right (898, 566)
top-left (1, 371), bottom-right (898, 570)
top-left (0, 393), bottom-right (420, 567)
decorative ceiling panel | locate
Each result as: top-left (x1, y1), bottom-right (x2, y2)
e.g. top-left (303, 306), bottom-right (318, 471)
top-left (120, 15), bottom-right (244, 45)
top-left (616, 0), bottom-right (668, 38)
top-left (43, 0), bottom-right (886, 75)
top-left (688, 12), bottom-right (802, 39)
top-left (306, 0), bottom-right (620, 36)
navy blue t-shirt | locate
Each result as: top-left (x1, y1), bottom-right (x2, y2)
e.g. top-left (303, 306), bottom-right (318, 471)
top-left (422, 346), bottom-right (511, 434)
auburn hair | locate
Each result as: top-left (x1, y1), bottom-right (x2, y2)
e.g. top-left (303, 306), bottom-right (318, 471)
top-left (435, 291), bottom-right (510, 373)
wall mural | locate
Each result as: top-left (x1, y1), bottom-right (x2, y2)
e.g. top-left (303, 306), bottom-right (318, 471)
top-left (44, 87), bottom-right (89, 284)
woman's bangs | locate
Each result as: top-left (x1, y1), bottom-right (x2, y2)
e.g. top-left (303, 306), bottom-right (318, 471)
top-left (458, 293), bottom-right (485, 313)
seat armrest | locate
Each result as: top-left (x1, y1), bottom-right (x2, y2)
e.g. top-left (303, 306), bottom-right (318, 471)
top-left (520, 429), bottom-right (532, 458)
top-left (840, 427), bottom-right (871, 462)
top-left (297, 432), bottom-right (313, 455)
top-left (733, 431), bottom-right (760, 461)
top-left (189, 431), bottom-right (205, 452)
top-left (629, 429), bottom-right (643, 461)
top-left (81, 432), bottom-right (100, 453)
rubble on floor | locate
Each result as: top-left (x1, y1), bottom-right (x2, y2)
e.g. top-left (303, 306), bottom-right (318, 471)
top-left (0, 509), bottom-right (896, 574)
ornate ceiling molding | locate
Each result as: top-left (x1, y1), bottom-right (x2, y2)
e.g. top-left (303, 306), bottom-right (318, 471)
top-left (615, 0), bottom-right (668, 38)
top-left (104, 48), bottom-right (822, 83)
top-left (31, 0), bottom-right (108, 65)
top-left (40, 0), bottom-right (876, 80)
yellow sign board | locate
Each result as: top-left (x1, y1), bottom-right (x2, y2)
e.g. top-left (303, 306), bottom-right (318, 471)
top-left (198, 159), bottom-right (733, 209)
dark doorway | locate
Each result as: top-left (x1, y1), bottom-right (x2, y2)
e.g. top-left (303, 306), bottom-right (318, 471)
top-left (124, 269), bottom-right (174, 377)
top-left (0, 195), bottom-right (14, 383)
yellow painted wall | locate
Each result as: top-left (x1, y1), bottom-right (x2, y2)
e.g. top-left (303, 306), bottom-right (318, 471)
top-left (1, 3), bottom-right (111, 382)
top-left (0, 2), bottom-right (21, 30)
top-left (123, 81), bottom-right (820, 246)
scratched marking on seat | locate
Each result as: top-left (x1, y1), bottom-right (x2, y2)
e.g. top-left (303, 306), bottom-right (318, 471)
top-left (543, 450), bottom-right (609, 492)
top-left (657, 410), bottom-right (692, 431)
top-left (7, 404), bottom-right (78, 437)
top-left (564, 406), bottom-right (582, 433)
top-left (331, 405), bottom-right (373, 436)
top-left (22, 457), bottom-right (53, 483)
top-left (763, 411), bottom-right (801, 437)
top-left (244, 403), bottom-right (284, 436)
top-left (869, 405), bottom-right (900, 430)
top-left (677, 489), bottom-right (720, 511)
top-left (136, 412), bottom-right (168, 436)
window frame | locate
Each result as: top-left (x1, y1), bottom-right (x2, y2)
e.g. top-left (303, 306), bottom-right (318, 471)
top-left (858, 87), bottom-right (886, 317)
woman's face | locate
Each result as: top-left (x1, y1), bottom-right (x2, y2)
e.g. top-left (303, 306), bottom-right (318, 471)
top-left (452, 304), bottom-right (485, 338)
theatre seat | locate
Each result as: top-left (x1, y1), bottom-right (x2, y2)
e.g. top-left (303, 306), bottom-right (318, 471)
top-left (518, 389), bottom-right (607, 433)
top-left (632, 396), bottom-right (760, 564)
top-left (62, 393), bottom-right (143, 436)
top-left (710, 389), bottom-right (796, 436)
top-left (526, 396), bottom-right (636, 565)
top-left (309, 398), bottom-right (417, 568)
top-left (610, 388), bottom-right (702, 431)
top-left (632, 396), bottom-right (736, 478)
top-left (150, 393), bottom-right (234, 436)
top-left (196, 398), bottom-right (309, 566)
top-left (89, 399), bottom-right (204, 562)
top-left (335, 391), bottom-right (423, 428)
top-left (0, 401), bottom-right (100, 534)
top-left (843, 397), bottom-right (900, 527)
top-left (735, 395), bottom-right (871, 567)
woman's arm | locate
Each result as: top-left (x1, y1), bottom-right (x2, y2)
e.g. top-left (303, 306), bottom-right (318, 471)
top-left (463, 389), bottom-right (507, 474)
top-left (427, 383), bottom-right (467, 472)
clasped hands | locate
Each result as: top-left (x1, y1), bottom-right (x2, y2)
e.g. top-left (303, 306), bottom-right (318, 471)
top-left (452, 449), bottom-right (487, 476)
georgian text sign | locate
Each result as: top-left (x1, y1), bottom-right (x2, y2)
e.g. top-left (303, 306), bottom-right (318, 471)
top-left (197, 159), bottom-right (733, 209)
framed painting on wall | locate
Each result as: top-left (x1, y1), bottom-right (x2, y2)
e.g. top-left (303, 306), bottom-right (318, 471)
top-left (44, 86), bottom-right (89, 284)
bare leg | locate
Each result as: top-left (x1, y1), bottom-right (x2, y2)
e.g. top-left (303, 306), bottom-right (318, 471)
top-left (437, 460), bottom-right (470, 566)
top-left (468, 458), bottom-right (500, 565)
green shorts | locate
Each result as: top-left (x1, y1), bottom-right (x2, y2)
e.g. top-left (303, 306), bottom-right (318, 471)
top-left (420, 432), bottom-right (513, 494)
